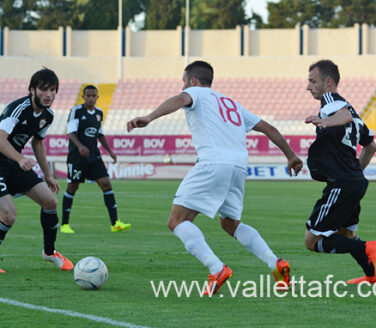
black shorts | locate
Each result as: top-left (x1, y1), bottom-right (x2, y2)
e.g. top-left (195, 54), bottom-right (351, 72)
top-left (67, 157), bottom-right (108, 183)
top-left (306, 178), bottom-right (368, 236)
top-left (0, 160), bottom-right (43, 197)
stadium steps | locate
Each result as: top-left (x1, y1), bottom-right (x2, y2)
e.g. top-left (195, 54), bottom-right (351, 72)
top-left (75, 83), bottom-right (117, 122)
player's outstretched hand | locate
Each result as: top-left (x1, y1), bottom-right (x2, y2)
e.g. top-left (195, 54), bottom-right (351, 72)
top-left (127, 116), bottom-right (151, 132)
top-left (45, 175), bottom-right (60, 194)
top-left (305, 115), bottom-right (323, 127)
top-left (287, 156), bottom-right (303, 176)
top-left (18, 157), bottom-right (36, 171)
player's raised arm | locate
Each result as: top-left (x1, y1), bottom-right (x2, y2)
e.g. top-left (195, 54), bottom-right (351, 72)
top-left (127, 93), bottom-right (192, 132)
top-left (253, 120), bottom-right (303, 176)
top-left (305, 107), bottom-right (353, 128)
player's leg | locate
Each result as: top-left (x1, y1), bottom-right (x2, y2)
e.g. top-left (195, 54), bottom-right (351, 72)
top-left (221, 217), bottom-right (279, 270)
top-left (88, 159), bottom-right (130, 232)
top-left (61, 182), bottom-right (79, 233)
top-left (169, 204), bottom-right (224, 274)
top-left (0, 195), bottom-right (16, 243)
top-left (96, 176), bottom-right (131, 232)
top-left (96, 176), bottom-right (116, 225)
top-left (24, 182), bottom-right (73, 271)
top-left (0, 195), bottom-right (17, 273)
top-left (337, 227), bottom-right (357, 239)
top-left (171, 164), bottom-right (235, 294)
top-left (218, 166), bottom-right (289, 287)
top-left (62, 161), bottom-right (84, 233)
top-left (306, 179), bottom-right (375, 283)
top-left (169, 204), bottom-right (231, 294)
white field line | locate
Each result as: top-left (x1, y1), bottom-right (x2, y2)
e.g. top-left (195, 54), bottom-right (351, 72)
top-left (0, 297), bottom-right (153, 328)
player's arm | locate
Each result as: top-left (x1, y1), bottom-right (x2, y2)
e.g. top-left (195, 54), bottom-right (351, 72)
top-left (253, 120), bottom-right (303, 176)
top-left (359, 141), bottom-right (376, 170)
top-left (0, 130), bottom-right (36, 171)
top-left (98, 134), bottom-right (117, 163)
top-left (127, 93), bottom-right (192, 132)
top-left (31, 137), bottom-right (60, 193)
top-left (67, 132), bottom-right (90, 158)
top-left (305, 107), bottom-right (352, 128)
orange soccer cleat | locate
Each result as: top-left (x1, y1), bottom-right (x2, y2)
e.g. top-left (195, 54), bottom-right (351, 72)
top-left (203, 264), bottom-right (233, 296)
top-left (272, 258), bottom-right (290, 290)
top-left (347, 275), bottom-right (376, 284)
top-left (42, 249), bottom-right (74, 271)
top-left (365, 240), bottom-right (376, 267)
top-left (347, 241), bottom-right (376, 284)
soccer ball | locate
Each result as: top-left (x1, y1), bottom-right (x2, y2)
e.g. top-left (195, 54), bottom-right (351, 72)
top-left (74, 256), bottom-right (108, 290)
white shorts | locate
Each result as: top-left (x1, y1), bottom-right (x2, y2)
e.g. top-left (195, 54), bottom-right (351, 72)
top-left (173, 163), bottom-right (247, 220)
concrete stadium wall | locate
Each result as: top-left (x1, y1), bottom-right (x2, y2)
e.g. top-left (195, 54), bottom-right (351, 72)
top-left (189, 26), bottom-right (242, 56)
top-left (128, 27), bottom-right (181, 57)
top-left (1, 25), bottom-right (376, 82)
top-left (1, 55), bottom-right (376, 83)
top-left (4, 28), bottom-right (63, 56)
top-left (245, 25), bottom-right (300, 56)
top-left (307, 26), bottom-right (358, 56)
top-left (69, 29), bottom-right (119, 57)
top-left (2, 24), bottom-right (376, 58)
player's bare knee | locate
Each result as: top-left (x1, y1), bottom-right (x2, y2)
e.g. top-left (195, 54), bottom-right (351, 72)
top-left (167, 217), bottom-right (178, 231)
top-left (42, 196), bottom-right (58, 210)
top-left (337, 228), bottom-right (356, 239)
top-left (1, 208), bottom-right (17, 226)
top-left (67, 183), bottom-right (79, 194)
top-left (305, 237), bottom-right (316, 251)
top-left (101, 182), bottom-right (112, 191)
top-left (167, 215), bottom-right (189, 232)
top-left (220, 217), bottom-right (239, 237)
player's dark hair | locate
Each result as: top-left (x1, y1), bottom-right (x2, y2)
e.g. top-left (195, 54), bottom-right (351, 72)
top-left (309, 60), bottom-right (340, 86)
top-left (83, 85), bottom-right (98, 94)
top-left (184, 61), bottom-right (214, 86)
top-left (28, 67), bottom-right (59, 94)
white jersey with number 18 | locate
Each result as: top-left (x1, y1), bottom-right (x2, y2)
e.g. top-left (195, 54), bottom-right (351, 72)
top-left (181, 86), bottom-right (261, 169)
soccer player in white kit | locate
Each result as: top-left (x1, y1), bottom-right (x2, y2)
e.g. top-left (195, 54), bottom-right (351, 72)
top-left (127, 61), bottom-right (303, 294)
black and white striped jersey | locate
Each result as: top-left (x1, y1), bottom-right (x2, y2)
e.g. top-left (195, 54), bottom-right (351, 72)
top-left (66, 104), bottom-right (104, 163)
top-left (307, 92), bottom-right (374, 182)
top-left (0, 96), bottom-right (53, 157)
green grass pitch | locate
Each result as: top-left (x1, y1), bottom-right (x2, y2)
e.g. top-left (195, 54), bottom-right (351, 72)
top-left (0, 180), bottom-right (375, 327)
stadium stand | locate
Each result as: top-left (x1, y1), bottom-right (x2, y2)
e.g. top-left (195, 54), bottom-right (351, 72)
top-left (1, 76), bottom-right (375, 136)
top-left (104, 77), bottom-right (376, 135)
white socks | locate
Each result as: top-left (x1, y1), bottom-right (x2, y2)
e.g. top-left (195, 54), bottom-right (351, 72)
top-left (173, 221), bottom-right (223, 274)
top-left (234, 223), bottom-right (277, 271)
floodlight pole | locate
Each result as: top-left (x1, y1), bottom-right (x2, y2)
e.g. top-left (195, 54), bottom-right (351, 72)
top-left (118, 0), bottom-right (123, 80)
top-left (185, 0), bottom-right (190, 65)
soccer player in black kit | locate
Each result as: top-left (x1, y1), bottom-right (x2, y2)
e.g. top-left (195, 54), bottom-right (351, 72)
top-left (0, 68), bottom-right (73, 272)
top-left (305, 60), bottom-right (376, 284)
top-left (61, 85), bottom-right (131, 233)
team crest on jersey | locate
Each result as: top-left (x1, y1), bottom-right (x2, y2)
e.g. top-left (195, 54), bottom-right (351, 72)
top-left (13, 134), bottom-right (29, 146)
top-left (96, 114), bottom-right (101, 122)
top-left (39, 119), bottom-right (47, 129)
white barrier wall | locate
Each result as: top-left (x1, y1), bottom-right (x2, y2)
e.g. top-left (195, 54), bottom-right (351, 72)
top-left (2, 25), bottom-right (376, 58)
top-left (1, 26), bottom-right (376, 82)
